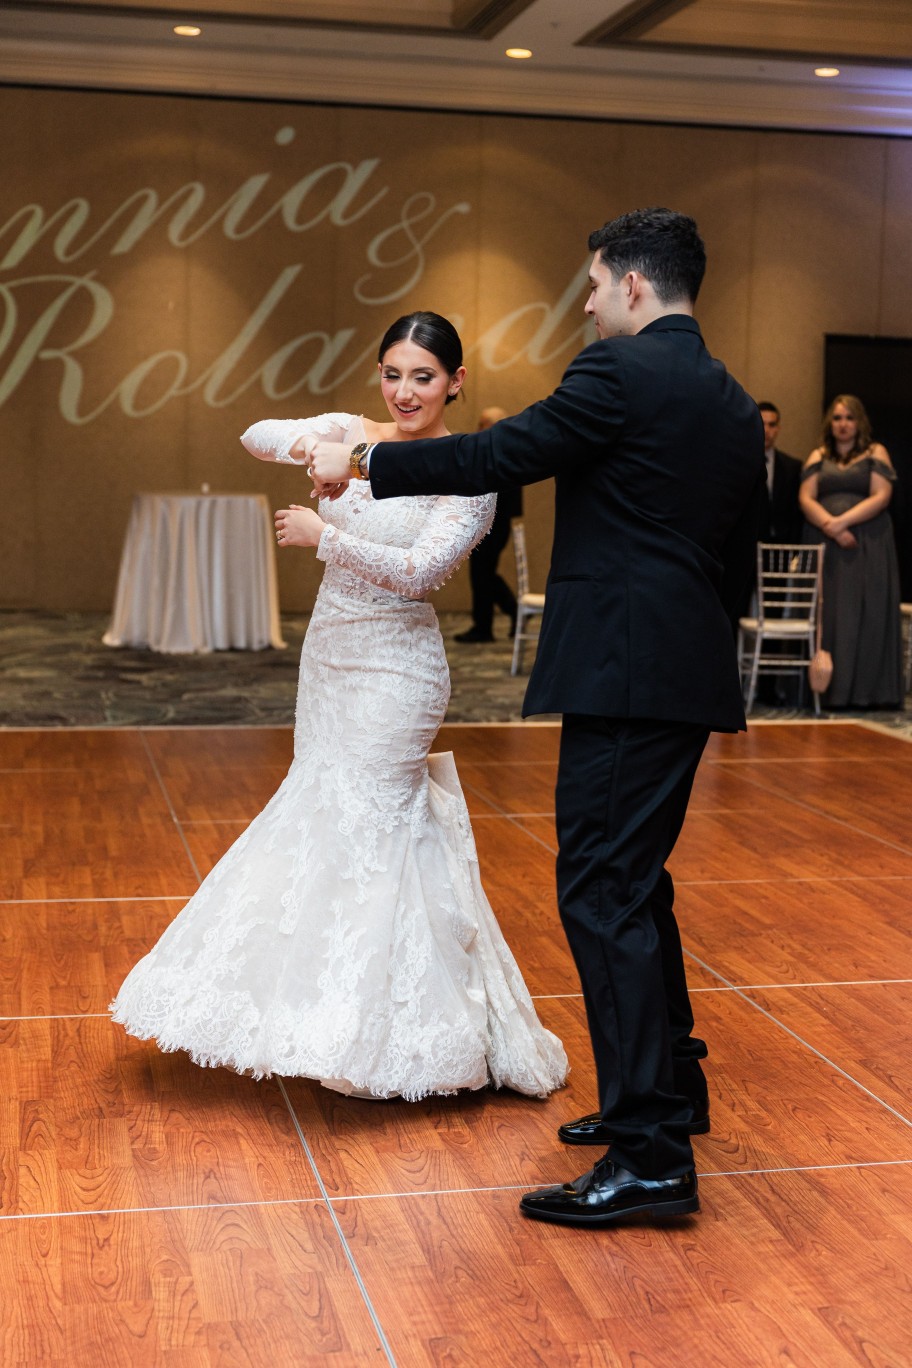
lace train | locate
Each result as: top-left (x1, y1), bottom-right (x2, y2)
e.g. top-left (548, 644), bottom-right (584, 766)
top-left (111, 752), bottom-right (567, 1098)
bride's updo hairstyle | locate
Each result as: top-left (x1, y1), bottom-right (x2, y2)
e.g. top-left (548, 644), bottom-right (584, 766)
top-left (378, 311), bottom-right (464, 404)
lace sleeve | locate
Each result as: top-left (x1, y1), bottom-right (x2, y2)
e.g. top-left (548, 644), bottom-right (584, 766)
top-left (317, 494), bottom-right (496, 599)
top-left (240, 413), bottom-right (355, 465)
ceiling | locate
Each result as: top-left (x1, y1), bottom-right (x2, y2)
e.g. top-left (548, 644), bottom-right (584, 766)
top-left (1, 0), bottom-right (911, 136)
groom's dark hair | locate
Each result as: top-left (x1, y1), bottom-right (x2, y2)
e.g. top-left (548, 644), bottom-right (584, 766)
top-left (589, 208), bottom-right (706, 306)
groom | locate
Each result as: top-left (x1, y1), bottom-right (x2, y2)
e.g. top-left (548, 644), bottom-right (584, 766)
top-left (312, 208), bottom-right (766, 1227)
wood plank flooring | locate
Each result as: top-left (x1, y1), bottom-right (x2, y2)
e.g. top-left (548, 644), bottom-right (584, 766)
top-left (1, 721), bottom-right (911, 1366)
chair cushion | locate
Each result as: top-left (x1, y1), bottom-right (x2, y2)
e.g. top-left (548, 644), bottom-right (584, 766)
top-left (738, 617), bottom-right (812, 635)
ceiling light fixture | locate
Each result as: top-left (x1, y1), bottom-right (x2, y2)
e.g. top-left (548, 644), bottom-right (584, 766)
top-left (505, 48), bottom-right (533, 60)
top-left (814, 66), bottom-right (840, 77)
top-left (174, 24), bottom-right (202, 36)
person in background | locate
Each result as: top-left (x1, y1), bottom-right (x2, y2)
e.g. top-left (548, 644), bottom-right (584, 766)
top-left (454, 406), bottom-right (523, 643)
top-left (757, 402), bottom-right (803, 544)
top-left (752, 402), bottom-right (805, 703)
top-left (800, 393), bottom-right (903, 709)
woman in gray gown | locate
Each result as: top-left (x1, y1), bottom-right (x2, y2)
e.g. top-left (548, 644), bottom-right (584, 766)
top-left (800, 394), bottom-right (902, 709)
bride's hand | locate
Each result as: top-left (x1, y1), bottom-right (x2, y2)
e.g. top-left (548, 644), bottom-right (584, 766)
top-left (310, 441), bottom-right (354, 500)
top-left (275, 504), bottom-right (325, 548)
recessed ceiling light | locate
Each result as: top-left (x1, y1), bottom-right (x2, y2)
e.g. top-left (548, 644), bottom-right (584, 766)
top-left (814, 66), bottom-right (840, 77)
top-left (505, 48), bottom-right (533, 60)
top-left (174, 24), bottom-right (202, 36)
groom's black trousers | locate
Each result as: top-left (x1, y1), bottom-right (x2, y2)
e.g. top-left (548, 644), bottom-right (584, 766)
top-left (555, 714), bottom-right (710, 1179)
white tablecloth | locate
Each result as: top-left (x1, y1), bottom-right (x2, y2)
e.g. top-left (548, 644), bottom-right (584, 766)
top-left (103, 493), bottom-right (286, 653)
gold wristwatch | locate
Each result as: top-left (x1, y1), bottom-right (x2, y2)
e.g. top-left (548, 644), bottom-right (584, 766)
top-left (349, 442), bottom-right (372, 479)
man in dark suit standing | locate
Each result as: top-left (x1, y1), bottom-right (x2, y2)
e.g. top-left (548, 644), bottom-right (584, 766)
top-left (752, 403), bottom-right (804, 701)
top-left (454, 406), bottom-right (522, 643)
top-left (312, 208), bottom-right (766, 1228)
top-left (758, 402), bottom-right (803, 544)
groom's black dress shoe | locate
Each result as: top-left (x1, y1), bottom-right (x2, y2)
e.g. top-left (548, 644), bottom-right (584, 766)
top-left (558, 1096), bottom-right (710, 1146)
top-left (520, 1158), bottom-right (698, 1227)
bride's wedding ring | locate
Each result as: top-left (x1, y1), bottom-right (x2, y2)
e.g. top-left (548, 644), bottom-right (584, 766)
top-left (307, 465), bottom-right (314, 477)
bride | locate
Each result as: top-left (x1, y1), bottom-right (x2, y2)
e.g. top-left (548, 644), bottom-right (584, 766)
top-left (111, 310), bottom-right (568, 1101)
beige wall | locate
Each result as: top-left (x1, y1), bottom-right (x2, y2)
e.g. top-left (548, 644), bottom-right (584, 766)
top-left (1, 86), bottom-right (909, 613)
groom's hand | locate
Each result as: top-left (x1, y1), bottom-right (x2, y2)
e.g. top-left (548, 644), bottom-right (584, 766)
top-left (310, 442), bottom-right (354, 500)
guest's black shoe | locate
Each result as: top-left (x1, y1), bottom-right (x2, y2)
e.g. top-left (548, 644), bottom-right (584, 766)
top-left (520, 1158), bottom-right (698, 1226)
top-left (558, 1096), bottom-right (710, 1146)
top-left (453, 628), bottom-right (494, 643)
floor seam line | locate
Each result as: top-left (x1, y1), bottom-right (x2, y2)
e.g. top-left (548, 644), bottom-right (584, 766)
top-left (7, 976), bottom-right (909, 1021)
top-left (0, 1013), bottom-right (111, 1021)
top-left (4, 873), bottom-right (910, 904)
top-left (729, 767), bottom-right (912, 860)
top-left (683, 948), bottom-right (912, 1131)
top-left (321, 1156), bottom-right (912, 1202)
top-left (276, 1077), bottom-right (399, 1368)
top-left (139, 732), bottom-right (202, 885)
top-left (695, 977), bottom-right (912, 991)
top-left (3, 1155), bottom-right (911, 1224)
top-left (677, 874), bottom-right (912, 886)
top-left (459, 777), bottom-right (559, 858)
top-left (0, 896), bottom-right (191, 905)
top-left (0, 1193), bottom-right (327, 1223)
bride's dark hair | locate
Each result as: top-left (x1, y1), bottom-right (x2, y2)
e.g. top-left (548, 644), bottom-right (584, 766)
top-left (378, 311), bottom-right (463, 404)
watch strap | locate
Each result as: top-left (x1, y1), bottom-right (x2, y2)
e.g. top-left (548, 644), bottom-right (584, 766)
top-left (349, 442), bottom-right (374, 479)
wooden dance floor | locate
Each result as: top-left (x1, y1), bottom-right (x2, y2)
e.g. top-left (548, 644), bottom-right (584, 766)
top-left (1, 720), bottom-right (911, 1366)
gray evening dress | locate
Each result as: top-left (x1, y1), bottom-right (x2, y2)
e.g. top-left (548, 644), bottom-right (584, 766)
top-left (802, 456), bottom-right (903, 709)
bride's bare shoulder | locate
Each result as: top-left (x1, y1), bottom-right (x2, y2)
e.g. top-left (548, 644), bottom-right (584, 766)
top-left (360, 417), bottom-right (399, 443)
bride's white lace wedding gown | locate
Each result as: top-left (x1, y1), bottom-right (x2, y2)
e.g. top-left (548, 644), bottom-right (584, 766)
top-left (111, 413), bottom-right (568, 1100)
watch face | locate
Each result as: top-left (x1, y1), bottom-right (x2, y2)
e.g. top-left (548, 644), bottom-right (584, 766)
top-left (351, 442), bottom-right (369, 456)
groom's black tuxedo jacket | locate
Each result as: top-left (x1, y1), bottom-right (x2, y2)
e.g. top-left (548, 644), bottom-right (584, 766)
top-left (370, 315), bottom-right (766, 731)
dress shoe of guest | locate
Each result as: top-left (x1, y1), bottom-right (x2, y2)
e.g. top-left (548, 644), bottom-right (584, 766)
top-left (557, 1096), bottom-right (710, 1146)
top-left (453, 627), bottom-right (494, 643)
top-left (520, 1158), bottom-right (699, 1227)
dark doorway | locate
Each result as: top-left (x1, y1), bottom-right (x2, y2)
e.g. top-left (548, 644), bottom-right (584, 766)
top-left (824, 335), bottom-right (912, 599)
